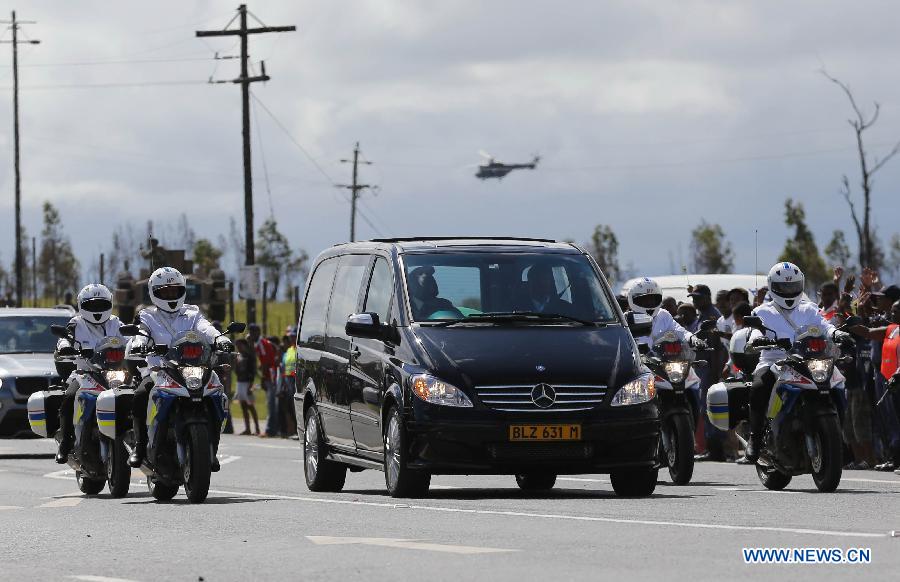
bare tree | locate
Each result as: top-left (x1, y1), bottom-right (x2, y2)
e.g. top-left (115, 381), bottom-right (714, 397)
top-left (822, 70), bottom-right (900, 270)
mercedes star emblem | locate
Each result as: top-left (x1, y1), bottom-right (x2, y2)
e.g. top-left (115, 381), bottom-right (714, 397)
top-left (531, 383), bottom-right (556, 408)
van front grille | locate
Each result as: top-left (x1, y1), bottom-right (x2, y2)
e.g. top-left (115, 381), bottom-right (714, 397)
top-left (474, 384), bottom-right (607, 412)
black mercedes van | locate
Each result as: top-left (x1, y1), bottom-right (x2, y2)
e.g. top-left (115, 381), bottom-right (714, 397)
top-left (293, 238), bottom-right (659, 498)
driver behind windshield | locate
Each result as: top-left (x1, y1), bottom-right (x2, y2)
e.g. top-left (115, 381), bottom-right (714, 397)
top-left (407, 266), bottom-right (462, 320)
top-left (524, 264), bottom-right (573, 315)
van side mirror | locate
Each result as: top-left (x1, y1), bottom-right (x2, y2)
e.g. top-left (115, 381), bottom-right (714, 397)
top-left (625, 311), bottom-right (652, 338)
top-left (346, 313), bottom-right (387, 341)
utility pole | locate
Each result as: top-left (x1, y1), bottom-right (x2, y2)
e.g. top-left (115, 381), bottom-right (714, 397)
top-left (1, 11), bottom-right (40, 307)
top-left (337, 143), bottom-right (372, 242)
top-left (30, 236), bottom-right (36, 306)
top-left (197, 4), bottom-right (295, 324)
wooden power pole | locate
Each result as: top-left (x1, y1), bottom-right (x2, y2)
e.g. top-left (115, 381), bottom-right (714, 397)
top-left (338, 143), bottom-right (372, 242)
top-left (1, 11), bottom-right (40, 307)
top-left (197, 5), bottom-right (294, 324)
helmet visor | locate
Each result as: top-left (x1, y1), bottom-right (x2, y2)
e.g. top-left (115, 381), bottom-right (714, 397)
top-left (153, 284), bottom-right (186, 301)
top-left (771, 281), bottom-right (803, 299)
top-left (81, 298), bottom-right (112, 313)
top-left (633, 293), bottom-right (662, 309)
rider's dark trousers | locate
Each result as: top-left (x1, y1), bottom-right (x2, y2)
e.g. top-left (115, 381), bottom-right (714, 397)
top-left (131, 376), bottom-right (154, 445)
top-left (58, 377), bottom-right (79, 442)
top-left (749, 369), bottom-right (777, 436)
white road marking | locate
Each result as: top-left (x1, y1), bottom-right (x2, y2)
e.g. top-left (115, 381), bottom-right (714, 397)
top-left (217, 455), bottom-right (242, 466)
top-left (558, 477), bottom-right (604, 483)
top-left (224, 442), bottom-right (297, 450)
top-left (69, 576), bottom-right (141, 582)
top-left (44, 468), bottom-right (74, 480)
top-left (207, 489), bottom-right (887, 539)
top-left (306, 536), bottom-right (516, 554)
top-left (713, 487), bottom-right (799, 494)
top-left (0, 505), bottom-right (23, 510)
top-left (429, 485), bottom-right (460, 490)
top-left (842, 477), bottom-right (900, 485)
top-left (38, 497), bottom-right (83, 508)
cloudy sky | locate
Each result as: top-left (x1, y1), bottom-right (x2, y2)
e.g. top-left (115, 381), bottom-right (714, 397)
top-left (1, 0), bottom-right (900, 286)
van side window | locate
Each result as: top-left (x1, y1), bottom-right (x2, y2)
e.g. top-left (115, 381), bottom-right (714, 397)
top-left (298, 258), bottom-right (338, 346)
top-left (363, 257), bottom-right (393, 323)
top-left (326, 255), bottom-right (370, 341)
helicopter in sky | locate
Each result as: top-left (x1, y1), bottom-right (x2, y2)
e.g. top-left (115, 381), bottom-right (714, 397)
top-left (475, 151), bottom-right (540, 180)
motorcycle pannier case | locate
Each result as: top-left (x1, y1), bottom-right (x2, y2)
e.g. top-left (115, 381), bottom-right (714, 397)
top-left (706, 381), bottom-right (751, 431)
top-left (27, 389), bottom-right (64, 438)
top-left (96, 388), bottom-right (134, 440)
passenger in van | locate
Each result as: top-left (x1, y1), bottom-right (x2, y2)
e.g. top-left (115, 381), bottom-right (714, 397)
top-left (407, 266), bottom-right (463, 320)
top-left (524, 264), bottom-right (573, 314)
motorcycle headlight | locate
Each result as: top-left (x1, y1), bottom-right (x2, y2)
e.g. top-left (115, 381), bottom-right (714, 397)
top-left (807, 359), bottom-right (834, 383)
top-left (611, 373), bottom-right (656, 406)
top-left (104, 370), bottom-right (128, 389)
top-left (180, 366), bottom-right (206, 390)
top-left (664, 361), bottom-right (691, 384)
top-left (410, 374), bottom-right (473, 407)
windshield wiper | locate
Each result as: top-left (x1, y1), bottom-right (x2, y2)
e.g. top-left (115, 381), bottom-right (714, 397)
top-left (426, 311), bottom-right (602, 327)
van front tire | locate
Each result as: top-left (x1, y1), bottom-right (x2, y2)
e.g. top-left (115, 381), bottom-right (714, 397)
top-left (610, 467), bottom-right (658, 497)
top-left (384, 405), bottom-right (430, 498)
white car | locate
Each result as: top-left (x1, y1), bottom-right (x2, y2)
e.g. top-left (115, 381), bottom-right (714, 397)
top-left (0, 307), bottom-right (74, 436)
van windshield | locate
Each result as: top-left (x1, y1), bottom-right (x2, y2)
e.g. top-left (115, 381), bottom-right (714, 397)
top-left (402, 252), bottom-right (618, 324)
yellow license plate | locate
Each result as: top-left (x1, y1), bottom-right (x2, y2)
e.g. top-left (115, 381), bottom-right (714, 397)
top-left (508, 424), bottom-right (581, 441)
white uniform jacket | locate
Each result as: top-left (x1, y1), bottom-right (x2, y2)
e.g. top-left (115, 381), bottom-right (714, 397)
top-left (636, 309), bottom-right (695, 347)
top-left (133, 305), bottom-right (219, 369)
top-left (751, 300), bottom-right (837, 374)
top-left (56, 314), bottom-right (126, 372)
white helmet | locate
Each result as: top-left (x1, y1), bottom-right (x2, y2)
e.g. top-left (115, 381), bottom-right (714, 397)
top-left (767, 261), bottom-right (804, 310)
top-left (77, 284), bottom-right (113, 324)
top-left (148, 267), bottom-right (187, 313)
top-left (627, 277), bottom-right (663, 316)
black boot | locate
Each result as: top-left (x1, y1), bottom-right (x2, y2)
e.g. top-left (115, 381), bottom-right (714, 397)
top-left (745, 433), bottom-right (763, 463)
top-left (55, 435), bottom-right (73, 464)
top-left (128, 441), bottom-right (146, 468)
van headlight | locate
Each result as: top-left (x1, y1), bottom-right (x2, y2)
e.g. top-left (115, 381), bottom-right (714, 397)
top-left (807, 359), bottom-right (833, 383)
top-left (410, 374), bottom-right (473, 407)
top-left (104, 370), bottom-right (128, 389)
top-left (611, 373), bottom-right (656, 406)
top-left (180, 366), bottom-right (206, 390)
top-left (664, 361), bottom-right (691, 384)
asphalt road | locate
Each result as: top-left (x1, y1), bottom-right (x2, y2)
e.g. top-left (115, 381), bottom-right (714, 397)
top-left (1, 435), bottom-right (898, 582)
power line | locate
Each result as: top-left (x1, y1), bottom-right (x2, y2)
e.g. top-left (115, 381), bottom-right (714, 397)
top-left (250, 96), bottom-right (275, 218)
top-left (1, 80), bottom-right (208, 90)
top-left (249, 90), bottom-right (338, 184)
top-left (1, 56), bottom-right (214, 67)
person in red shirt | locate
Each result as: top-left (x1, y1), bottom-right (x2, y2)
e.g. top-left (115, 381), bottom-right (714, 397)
top-left (248, 323), bottom-right (280, 438)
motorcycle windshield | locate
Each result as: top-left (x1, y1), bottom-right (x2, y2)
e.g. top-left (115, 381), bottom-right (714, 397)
top-left (166, 331), bottom-right (213, 367)
top-left (792, 325), bottom-right (833, 358)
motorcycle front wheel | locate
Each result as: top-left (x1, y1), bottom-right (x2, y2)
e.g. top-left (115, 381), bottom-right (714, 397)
top-left (106, 436), bottom-right (131, 498)
top-left (664, 413), bottom-right (695, 485)
top-left (76, 470), bottom-right (105, 495)
top-left (183, 424), bottom-right (212, 503)
top-left (809, 414), bottom-right (842, 492)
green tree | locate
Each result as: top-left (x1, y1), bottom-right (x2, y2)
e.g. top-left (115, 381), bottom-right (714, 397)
top-left (192, 238), bottom-right (223, 275)
top-left (887, 233), bottom-right (900, 280)
top-left (824, 230), bottom-right (852, 269)
top-left (585, 225), bottom-right (621, 283)
top-left (690, 220), bottom-right (734, 274)
top-left (38, 202), bottom-right (80, 301)
top-left (256, 218), bottom-right (293, 300)
top-left (778, 199), bottom-right (828, 287)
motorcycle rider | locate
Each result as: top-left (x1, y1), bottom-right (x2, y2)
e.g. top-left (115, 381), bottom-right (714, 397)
top-left (745, 262), bottom-right (853, 462)
top-left (627, 278), bottom-right (708, 350)
top-left (55, 284), bottom-right (125, 464)
top-left (127, 267), bottom-right (232, 468)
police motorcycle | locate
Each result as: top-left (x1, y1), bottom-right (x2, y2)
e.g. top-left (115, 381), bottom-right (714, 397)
top-left (639, 329), bottom-right (706, 485)
top-left (708, 316), bottom-right (850, 492)
top-left (120, 321), bottom-right (244, 503)
top-left (28, 325), bottom-right (133, 497)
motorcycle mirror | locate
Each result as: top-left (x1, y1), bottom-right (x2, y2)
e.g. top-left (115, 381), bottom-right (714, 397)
top-left (49, 324), bottom-right (69, 339)
top-left (226, 321), bottom-right (246, 335)
top-left (777, 338), bottom-right (793, 350)
top-left (699, 319), bottom-right (718, 332)
top-left (638, 343), bottom-right (651, 355)
top-left (119, 324), bottom-right (140, 337)
top-left (743, 316), bottom-right (763, 330)
top-left (57, 345), bottom-right (77, 357)
top-left (81, 348), bottom-right (94, 360)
